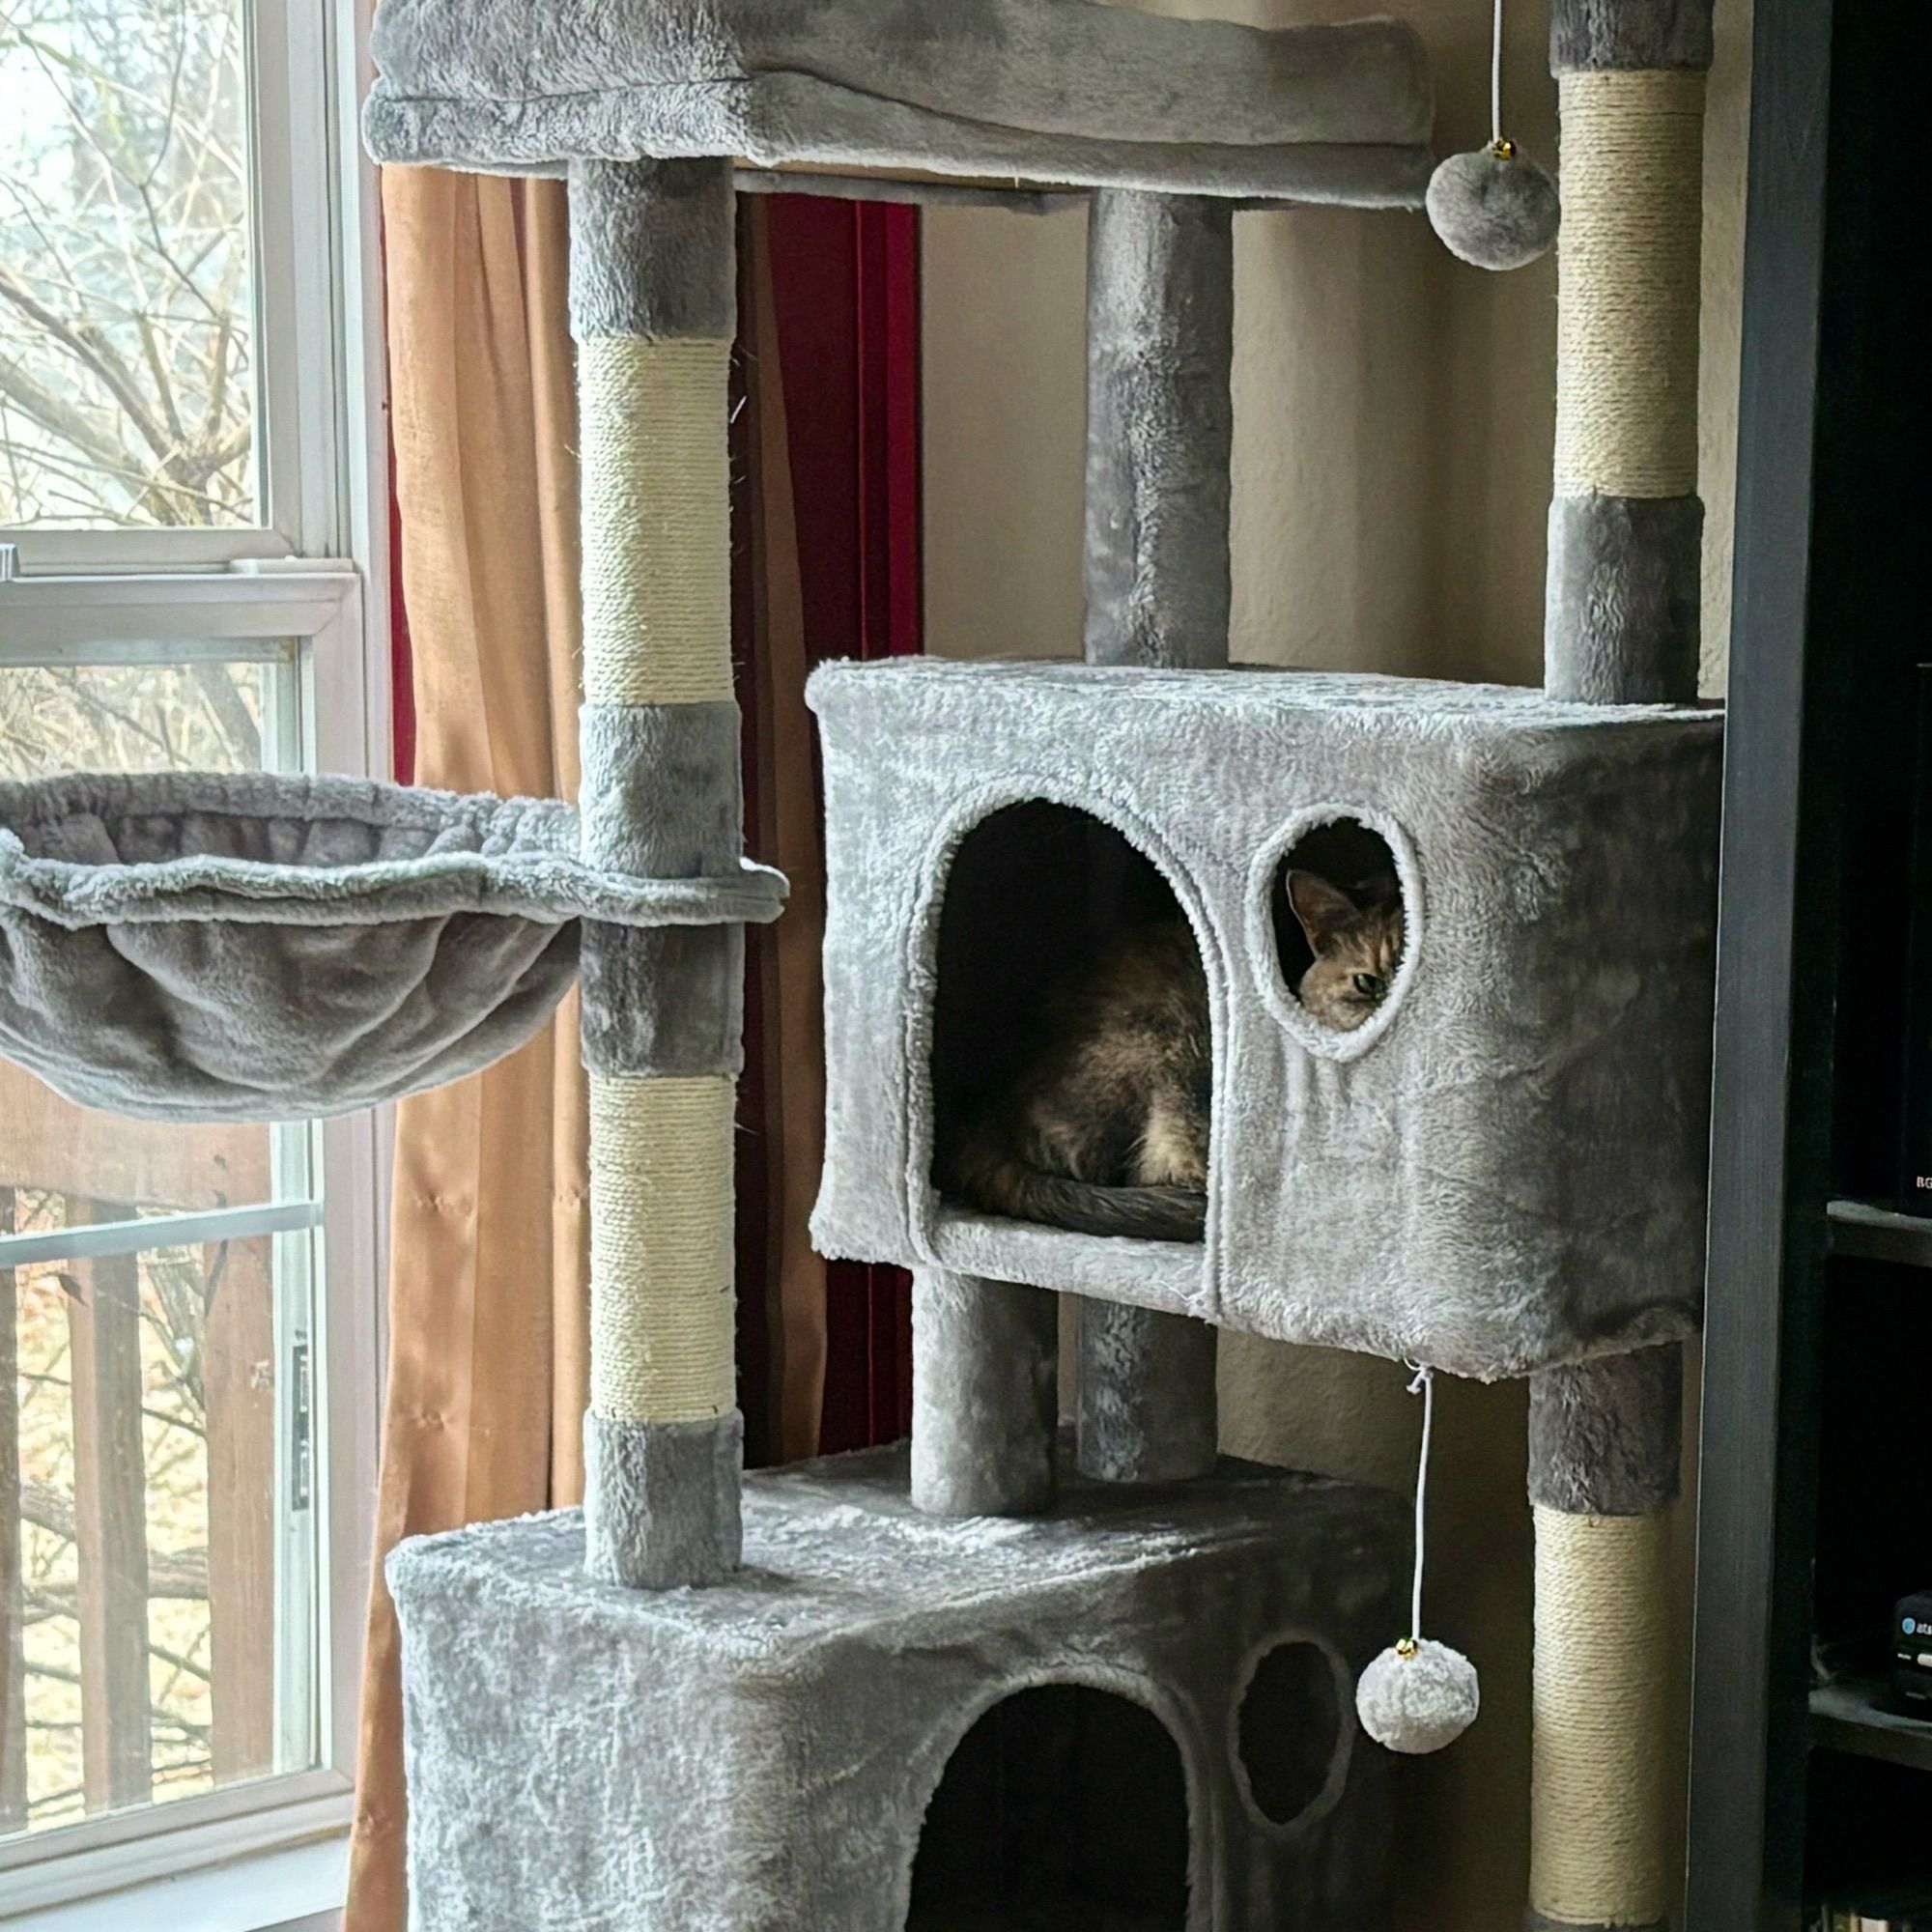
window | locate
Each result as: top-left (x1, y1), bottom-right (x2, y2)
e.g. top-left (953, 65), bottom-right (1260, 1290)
top-left (0, 0), bottom-right (384, 1914)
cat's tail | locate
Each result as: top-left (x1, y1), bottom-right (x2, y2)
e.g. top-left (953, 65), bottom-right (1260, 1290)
top-left (951, 1146), bottom-right (1207, 1244)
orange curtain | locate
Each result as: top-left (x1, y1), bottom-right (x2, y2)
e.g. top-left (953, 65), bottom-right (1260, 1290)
top-left (346, 171), bottom-right (826, 1929)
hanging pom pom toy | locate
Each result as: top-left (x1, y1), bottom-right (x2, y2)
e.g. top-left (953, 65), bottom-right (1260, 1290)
top-left (1426, 0), bottom-right (1559, 271)
top-left (1355, 1364), bottom-right (1482, 1755)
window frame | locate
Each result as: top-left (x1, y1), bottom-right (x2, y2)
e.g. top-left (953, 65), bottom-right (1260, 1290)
top-left (0, 0), bottom-right (343, 575)
top-left (0, 0), bottom-right (390, 1912)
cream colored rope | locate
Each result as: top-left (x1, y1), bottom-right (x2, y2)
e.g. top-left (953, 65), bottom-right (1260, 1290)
top-left (1554, 70), bottom-right (1706, 499)
top-left (589, 1071), bottom-right (737, 1424)
top-left (1529, 1506), bottom-right (1673, 1926)
top-left (580, 336), bottom-right (733, 706)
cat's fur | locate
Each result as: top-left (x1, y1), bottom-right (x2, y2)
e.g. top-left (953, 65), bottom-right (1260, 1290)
top-left (949, 869), bottom-right (1403, 1241)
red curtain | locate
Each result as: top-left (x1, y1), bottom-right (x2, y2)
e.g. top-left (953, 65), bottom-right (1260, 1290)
top-left (385, 194), bottom-right (921, 1465)
top-left (749, 196), bottom-right (922, 1456)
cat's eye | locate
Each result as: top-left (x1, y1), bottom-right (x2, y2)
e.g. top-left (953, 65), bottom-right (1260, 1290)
top-left (1352, 972), bottom-right (1383, 1000)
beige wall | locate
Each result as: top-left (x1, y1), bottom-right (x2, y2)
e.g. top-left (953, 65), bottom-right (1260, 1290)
top-left (922, 1), bottom-right (1752, 1922)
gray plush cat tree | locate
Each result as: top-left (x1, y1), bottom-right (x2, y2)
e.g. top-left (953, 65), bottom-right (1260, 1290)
top-left (0, 1), bottom-right (1719, 1927)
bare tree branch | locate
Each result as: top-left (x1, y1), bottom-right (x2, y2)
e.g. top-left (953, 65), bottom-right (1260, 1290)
top-left (0, 261), bottom-right (173, 464)
top-left (18, 1479), bottom-right (209, 1598)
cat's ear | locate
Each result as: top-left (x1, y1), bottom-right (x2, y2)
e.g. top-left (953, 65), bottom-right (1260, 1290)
top-left (1287, 870), bottom-right (1357, 952)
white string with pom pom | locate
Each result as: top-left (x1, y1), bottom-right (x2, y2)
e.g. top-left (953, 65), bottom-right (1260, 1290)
top-left (1407, 1361), bottom-right (1434, 1641)
top-left (1425, 0), bottom-right (1561, 271)
top-left (1354, 1362), bottom-right (1483, 1755)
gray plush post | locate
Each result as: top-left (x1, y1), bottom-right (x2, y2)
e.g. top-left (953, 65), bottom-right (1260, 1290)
top-left (1083, 190), bottom-right (1234, 669)
top-left (1077, 1301), bottom-right (1219, 1485)
top-left (1072, 189), bottom-right (1231, 1483)
top-left (1528, 1344), bottom-right (1682, 1521)
top-left (571, 156), bottom-right (747, 1590)
top-left (910, 1269), bottom-right (1058, 1516)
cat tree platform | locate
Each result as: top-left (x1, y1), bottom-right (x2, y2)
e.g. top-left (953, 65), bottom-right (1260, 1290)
top-left (388, 1442), bottom-right (1407, 1932)
top-left (809, 658), bottom-right (1722, 1382)
top-left (362, 0), bottom-right (1433, 208)
top-left (0, 771), bottom-right (782, 1121)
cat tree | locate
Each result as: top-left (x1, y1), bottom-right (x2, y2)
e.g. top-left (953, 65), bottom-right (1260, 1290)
top-left (0, 1), bottom-right (1720, 1926)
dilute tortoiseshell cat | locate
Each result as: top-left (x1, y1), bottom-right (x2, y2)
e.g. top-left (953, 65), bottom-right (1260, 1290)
top-left (948, 870), bottom-right (1404, 1241)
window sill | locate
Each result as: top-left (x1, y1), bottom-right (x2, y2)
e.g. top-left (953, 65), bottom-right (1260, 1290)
top-left (1, 1832), bottom-right (346, 1932)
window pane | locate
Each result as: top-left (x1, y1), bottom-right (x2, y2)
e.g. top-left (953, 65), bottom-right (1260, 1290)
top-left (0, 644), bottom-right (299, 1264)
top-left (0, 635), bottom-right (321, 1838)
top-left (0, 652), bottom-right (289, 777)
top-left (0, 0), bottom-right (256, 530)
top-left (2, 1214), bottom-right (319, 1833)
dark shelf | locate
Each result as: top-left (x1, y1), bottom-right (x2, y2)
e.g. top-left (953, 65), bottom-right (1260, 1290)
top-left (1810, 1679), bottom-right (1932, 1773)
top-left (1826, 1200), bottom-right (1932, 1268)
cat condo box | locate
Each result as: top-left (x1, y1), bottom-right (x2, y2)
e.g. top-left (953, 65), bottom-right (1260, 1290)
top-left (807, 659), bottom-right (1722, 1381)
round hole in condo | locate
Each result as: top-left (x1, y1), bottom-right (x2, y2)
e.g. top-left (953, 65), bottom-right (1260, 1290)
top-left (1236, 1640), bottom-right (1344, 1830)
top-left (1267, 817), bottom-right (1406, 1040)
top-left (929, 799), bottom-right (1210, 1245)
top-left (907, 1684), bottom-right (1191, 1929)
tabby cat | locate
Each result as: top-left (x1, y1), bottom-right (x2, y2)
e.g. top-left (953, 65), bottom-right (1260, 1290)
top-left (947, 868), bottom-right (1404, 1241)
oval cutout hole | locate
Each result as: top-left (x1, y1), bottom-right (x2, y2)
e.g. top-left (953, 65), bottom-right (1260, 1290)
top-left (1270, 819), bottom-right (1405, 1035)
top-left (1236, 1640), bottom-right (1342, 1828)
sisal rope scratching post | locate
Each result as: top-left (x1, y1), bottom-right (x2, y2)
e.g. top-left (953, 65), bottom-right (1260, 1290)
top-left (1526, 1347), bottom-right (1686, 1932)
top-left (1530, 1510), bottom-right (1675, 1925)
top-left (1532, 5), bottom-right (1712, 1919)
top-left (1544, 8), bottom-right (1713, 708)
top-left (1076, 190), bottom-right (1226, 1485)
top-left (571, 156), bottom-right (747, 1589)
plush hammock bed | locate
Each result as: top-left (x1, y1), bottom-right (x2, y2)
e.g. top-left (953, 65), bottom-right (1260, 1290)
top-left (0, 771), bottom-right (783, 1120)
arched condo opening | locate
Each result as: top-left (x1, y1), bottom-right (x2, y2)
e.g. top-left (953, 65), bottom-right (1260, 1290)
top-left (907, 1682), bottom-right (1193, 1931)
top-left (931, 799), bottom-right (1216, 1247)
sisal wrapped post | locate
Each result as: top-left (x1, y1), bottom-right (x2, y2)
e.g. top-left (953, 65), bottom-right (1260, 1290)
top-left (1076, 189), bottom-right (1228, 1483)
top-left (1531, 5), bottom-right (1711, 1918)
top-left (1526, 1347), bottom-right (1683, 1932)
top-left (570, 156), bottom-right (745, 1588)
top-left (1544, 2), bottom-right (1714, 704)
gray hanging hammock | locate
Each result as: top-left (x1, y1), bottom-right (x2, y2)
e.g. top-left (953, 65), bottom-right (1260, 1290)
top-left (0, 771), bottom-right (784, 1122)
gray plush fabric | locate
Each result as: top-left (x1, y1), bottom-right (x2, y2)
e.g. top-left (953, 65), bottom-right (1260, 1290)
top-left (388, 1442), bottom-right (1406, 1931)
top-left (1077, 1301), bottom-right (1220, 1485)
top-left (579, 704), bottom-right (750, 1077)
top-left (583, 1409), bottom-right (744, 1588)
top-left (568, 156), bottom-right (735, 340)
top-left (1527, 1344), bottom-right (1683, 1516)
top-left (1084, 192), bottom-right (1234, 670)
top-left (1426, 147), bottom-right (1561, 272)
top-left (362, 0), bottom-right (1435, 210)
top-left (911, 1269), bottom-right (1059, 1518)
top-left (1069, 193), bottom-right (1232, 1479)
top-left (1354, 1638), bottom-right (1480, 1755)
top-left (1551, 0), bottom-right (1715, 72)
top-left (0, 771), bottom-right (781, 1122)
top-left (580, 923), bottom-right (744, 1078)
top-left (580, 702), bottom-right (743, 876)
top-left (809, 660), bottom-right (1721, 1381)
top-left (1546, 493), bottom-right (1705, 705)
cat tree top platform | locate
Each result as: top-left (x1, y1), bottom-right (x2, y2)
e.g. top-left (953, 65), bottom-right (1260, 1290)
top-left (362, 0), bottom-right (1434, 208)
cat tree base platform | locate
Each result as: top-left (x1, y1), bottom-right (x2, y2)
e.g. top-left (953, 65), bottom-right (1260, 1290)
top-left (388, 1441), bottom-right (1407, 1931)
